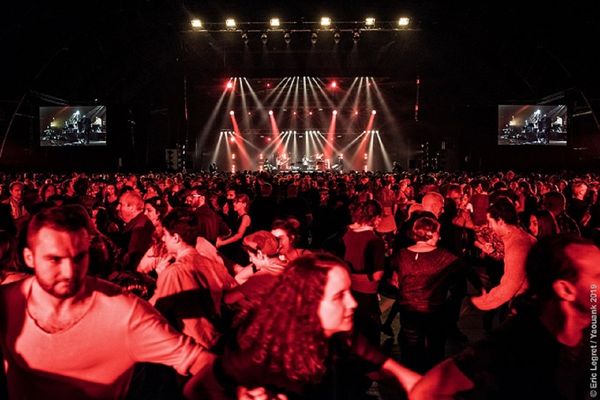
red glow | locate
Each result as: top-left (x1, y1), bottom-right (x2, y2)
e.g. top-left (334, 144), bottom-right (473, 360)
top-left (230, 137), bottom-right (235, 143)
top-left (354, 111), bottom-right (358, 116)
top-left (226, 81), bottom-right (233, 89)
top-left (330, 81), bottom-right (337, 89)
top-left (229, 110), bottom-right (234, 116)
top-left (266, 83), bottom-right (271, 88)
top-left (309, 111), bottom-right (313, 116)
top-left (333, 110), bottom-right (337, 115)
top-left (268, 110), bottom-right (273, 116)
top-left (293, 111), bottom-right (297, 115)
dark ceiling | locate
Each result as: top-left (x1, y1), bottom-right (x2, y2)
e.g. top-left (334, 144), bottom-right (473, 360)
top-left (1, 1), bottom-right (597, 106)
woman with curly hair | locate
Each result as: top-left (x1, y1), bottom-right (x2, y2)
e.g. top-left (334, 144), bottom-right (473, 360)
top-left (184, 253), bottom-right (420, 400)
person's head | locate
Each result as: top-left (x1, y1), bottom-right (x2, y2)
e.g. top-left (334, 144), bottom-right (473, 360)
top-left (486, 196), bottom-right (519, 235)
top-left (185, 187), bottom-right (207, 209)
top-left (233, 193), bottom-right (250, 214)
top-left (238, 253), bottom-right (356, 382)
top-left (572, 180), bottom-right (588, 200)
top-left (117, 191), bottom-right (144, 223)
top-left (144, 196), bottom-right (167, 227)
top-left (542, 191), bottom-right (567, 215)
top-left (24, 205), bottom-right (93, 299)
top-left (525, 235), bottom-right (600, 316)
top-left (9, 182), bottom-right (24, 202)
top-left (350, 200), bottom-right (382, 227)
top-left (422, 191), bottom-right (445, 218)
top-left (445, 184), bottom-right (462, 207)
top-left (161, 208), bottom-right (199, 252)
top-left (410, 216), bottom-right (440, 245)
top-left (271, 218), bottom-right (301, 255)
top-left (226, 188), bottom-right (236, 200)
top-left (242, 230), bottom-right (280, 266)
top-left (39, 183), bottom-right (57, 202)
top-left (529, 209), bottom-right (558, 238)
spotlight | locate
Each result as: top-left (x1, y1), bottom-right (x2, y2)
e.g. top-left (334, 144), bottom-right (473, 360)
top-left (270, 18), bottom-right (280, 28)
top-left (268, 110), bottom-right (273, 115)
top-left (232, 153), bottom-right (236, 159)
top-left (354, 110), bottom-right (358, 115)
top-left (225, 18), bottom-right (236, 29)
top-left (320, 17), bottom-right (331, 27)
top-left (266, 82), bottom-right (271, 88)
top-left (372, 110), bottom-right (377, 115)
top-left (293, 111), bottom-right (297, 115)
top-left (226, 81), bottom-right (233, 89)
top-left (229, 110), bottom-right (234, 116)
top-left (283, 30), bottom-right (291, 44)
top-left (365, 17), bottom-right (375, 27)
top-left (333, 29), bottom-right (341, 44)
top-left (330, 81), bottom-right (337, 89)
top-left (190, 19), bottom-right (203, 29)
top-left (353, 29), bottom-right (360, 43)
top-left (241, 31), bottom-right (248, 44)
top-left (309, 111), bottom-right (313, 116)
top-left (398, 17), bottom-right (410, 27)
top-left (333, 110), bottom-right (338, 115)
top-left (311, 31), bottom-right (318, 45)
top-left (230, 137), bottom-right (236, 143)
top-left (261, 32), bottom-right (268, 45)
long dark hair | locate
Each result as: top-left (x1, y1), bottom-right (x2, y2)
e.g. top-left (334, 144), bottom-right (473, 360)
top-left (237, 253), bottom-right (349, 383)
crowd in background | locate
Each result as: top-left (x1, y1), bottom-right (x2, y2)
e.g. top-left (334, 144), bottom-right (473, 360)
top-left (0, 168), bottom-right (597, 399)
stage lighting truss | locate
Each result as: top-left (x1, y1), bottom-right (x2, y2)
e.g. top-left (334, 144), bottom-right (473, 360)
top-left (185, 18), bottom-right (416, 43)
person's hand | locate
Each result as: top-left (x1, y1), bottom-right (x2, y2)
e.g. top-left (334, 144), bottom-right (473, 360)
top-left (155, 257), bottom-right (173, 275)
top-left (216, 238), bottom-right (223, 248)
top-left (471, 288), bottom-right (488, 309)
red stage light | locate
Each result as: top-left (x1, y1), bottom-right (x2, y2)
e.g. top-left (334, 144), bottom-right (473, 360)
top-left (226, 81), bottom-right (233, 89)
top-left (266, 83), bottom-right (271, 88)
top-left (268, 110), bottom-right (273, 116)
top-left (309, 111), bottom-right (313, 116)
top-left (372, 110), bottom-right (377, 115)
top-left (229, 110), bottom-right (235, 116)
top-left (333, 110), bottom-right (338, 115)
top-left (354, 111), bottom-right (359, 115)
top-left (330, 81), bottom-right (337, 89)
top-left (293, 111), bottom-right (297, 115)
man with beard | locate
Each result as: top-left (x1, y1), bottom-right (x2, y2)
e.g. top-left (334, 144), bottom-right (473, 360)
top-left (0, 205), bottom-right (210, 399)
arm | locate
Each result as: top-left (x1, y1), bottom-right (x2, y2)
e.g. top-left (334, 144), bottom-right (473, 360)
top-left (380, 358), bottom-right (422, 394)
top-left (471, 239), bottom-right (529, 310)
top-left (410, 358), bottom-right (474, 400)
top-left (217, 215), bottom-right (251, 247)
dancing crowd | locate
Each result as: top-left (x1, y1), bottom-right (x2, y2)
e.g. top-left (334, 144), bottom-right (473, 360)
top-left (0, 169), bottom-right (597, 399)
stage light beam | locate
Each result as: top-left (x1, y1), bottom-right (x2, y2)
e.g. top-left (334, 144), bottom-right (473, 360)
top-left (226, 19), bottom-right (236, 29)
top-left (191, 19), bottom-right (202, 29)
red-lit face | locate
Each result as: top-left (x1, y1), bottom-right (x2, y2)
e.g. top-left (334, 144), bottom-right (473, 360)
top-left (10, 184), bottom-right (23, 201)
top-left (271, 228), bottom-right (291, 254)
top-left (24, 227), bottom-right (90, 299)
top-left (144, 203), bottom-right (161, 226)
top-left (318, 266), bottom-right (357, 337)
top-left (529, 214), bottom-right (539, 237)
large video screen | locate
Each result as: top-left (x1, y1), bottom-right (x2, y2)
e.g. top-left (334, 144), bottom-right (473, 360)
top-left (40, 106), bottom-right (107, 146)
top-left (498, 104), bottom-right (567, 146)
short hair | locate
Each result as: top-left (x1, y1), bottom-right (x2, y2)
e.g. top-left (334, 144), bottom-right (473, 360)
top-left (350, 200), bottom-right (382, 225)
top-left (120, 190), bottom-right (144, 211)
top-left (411, 216), bottom-right (440, 242)
top-left (9, 181), bottom-right (24, 192)
top-left (26, 205), bottom-right (93, 249)
top-left (487, 196), bottom-right (518, 225)
top-left (542, 191), bottom-right (566, 213)
top-left (525, 234), bottom-right (595, 307)
top-left (144, 196), bottom-right (167, 219)
top-left (161, 208), bottom-right (199, 246)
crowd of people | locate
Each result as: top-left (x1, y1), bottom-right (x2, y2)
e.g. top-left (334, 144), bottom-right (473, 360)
top-left (0, 169), bottom-right (597, 399)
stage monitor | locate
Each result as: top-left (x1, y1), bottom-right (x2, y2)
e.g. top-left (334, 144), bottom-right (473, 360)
top-left (498, 104), bottom-right (567, 146)
top-left (40, 106), bottom-right (107, 147)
